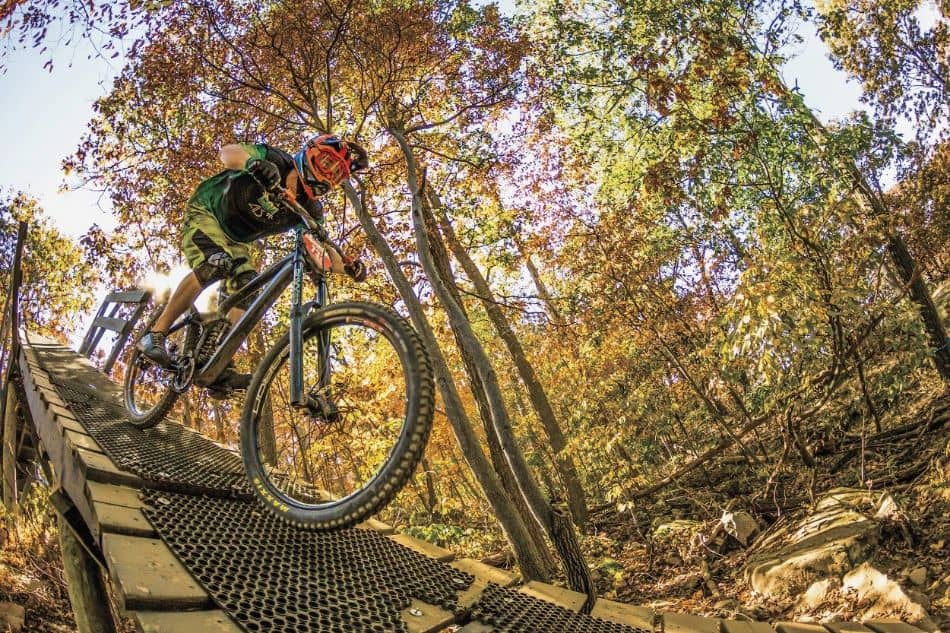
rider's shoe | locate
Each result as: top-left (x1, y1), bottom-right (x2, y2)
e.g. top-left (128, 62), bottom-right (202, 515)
top-left (137, 331), bottom-right (171, 367)
top-left (208, 363), bottom-right (251, 400)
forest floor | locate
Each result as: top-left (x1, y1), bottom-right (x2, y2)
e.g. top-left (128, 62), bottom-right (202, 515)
top-left (1, 387), bottom-right (947, 631)
top-left (587, 383), bottom-right (950, 632)
top-left (0, 490), bottom-right (135, 632)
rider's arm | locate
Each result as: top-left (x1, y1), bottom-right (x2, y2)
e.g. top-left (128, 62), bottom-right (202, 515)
top-left (219, 143), bottom-right (267, 170)
top-left (301, 198), bottom-right (346, 275)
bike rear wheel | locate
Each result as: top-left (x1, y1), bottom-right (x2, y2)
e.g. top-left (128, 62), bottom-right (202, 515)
top-left (123, 306), bottom-right (198, 429)
top-left (240, 301), bottom-right (434, 530)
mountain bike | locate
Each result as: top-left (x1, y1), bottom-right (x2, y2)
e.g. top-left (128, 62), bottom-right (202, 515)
top-left (123, 186), bottom-right (434, 530)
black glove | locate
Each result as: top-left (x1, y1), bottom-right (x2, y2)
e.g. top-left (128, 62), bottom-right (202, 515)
top-left (343, 258), bottom-right (368, 283)
top-left (246, 158), bottom-right (281, 191)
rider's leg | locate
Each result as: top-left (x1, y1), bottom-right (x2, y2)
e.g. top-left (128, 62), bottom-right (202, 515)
top-left (153, 273), bottom-right (203, 333)
top-left (208, 268), bottom-right (257, 393)
top-left (139, 205), bottom-right (248, 366)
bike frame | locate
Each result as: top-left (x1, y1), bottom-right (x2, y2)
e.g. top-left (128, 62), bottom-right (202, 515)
top-left (168, 225), bottom-right (327, 406)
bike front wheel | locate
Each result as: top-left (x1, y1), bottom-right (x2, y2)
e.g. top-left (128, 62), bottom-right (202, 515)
top-left (240, 301), bottom-right (434, 529)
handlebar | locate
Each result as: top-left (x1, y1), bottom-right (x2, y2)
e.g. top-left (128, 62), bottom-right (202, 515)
top-left (248, 171), bottom-right (365, 281)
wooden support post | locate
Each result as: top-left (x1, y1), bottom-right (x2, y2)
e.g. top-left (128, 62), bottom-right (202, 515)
top-left (57, 513), bottom-right (118, 633)
top-left (2, 385), bottom-right (19, 511)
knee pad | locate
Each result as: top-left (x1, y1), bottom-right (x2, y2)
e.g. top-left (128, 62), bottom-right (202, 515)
top-left (194, 251), bottom-right (236, 288)
top-left (226, 270), bottom-right (258, 309)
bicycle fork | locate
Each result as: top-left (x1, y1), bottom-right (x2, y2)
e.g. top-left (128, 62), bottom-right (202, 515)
top-left (289, 227), bottom-right (333, 412)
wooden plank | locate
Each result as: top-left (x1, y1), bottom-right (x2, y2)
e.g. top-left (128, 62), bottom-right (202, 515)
top-left (103, 534), bottom-right (210, 612)
top-left (401, 598), bottom-right (459, 633)
top-left (93, 316), bottom-right (128, 333)
top-left (823, 624), bottom-right (874, 633)
top-left (591, 599), bottom-right (655, 631)
top-left (133, 610), bottom-right (243, 633)
top-left (451, 558), bottom-right (518, 587)
top-left (75, 447), bottom-right (143, 488)
top-left (722, 621), bottom-right (775, 633)
top-left (864, 621), bottom-right (928, 633)
top-left (455, 623), bottom-right (494, 633)
top-left (87, 481), bottom-right (143, 509)
top-left (17, 351), bottom-right (101, 541)
top-left (106, 290), bottom-right (150, 304)
top-left (358, 517), bottom-right (395, 534)
top-left (454, 558), bottom-right (519, 610)
top-left (662, 612), bottom-right (722, 633)
top-left (775, 624), bottom-right (828, 633)
top-left (48, 402), bottom-right (78, 420)
top-left (519, 580), bottom-right (586, 611)
top-left (389, 533), bottom-right (455, 562)
top-left (65, 429), bottom-right (105, 454)
top-left (38, 387), bottom-right (69, 410)
top-left (94, 502), bottom-right (155, 538)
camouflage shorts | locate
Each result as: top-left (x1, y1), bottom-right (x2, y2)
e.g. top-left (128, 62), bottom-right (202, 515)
top-left (181, 204), bottom-right (256, 293)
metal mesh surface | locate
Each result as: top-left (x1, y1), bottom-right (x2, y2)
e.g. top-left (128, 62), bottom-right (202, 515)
top-left (31, 343), bottom-right (249, 498)
top-left (142, 490), bottom-right (474, 633)
top-left (470, 584), bottom-right (651, 633)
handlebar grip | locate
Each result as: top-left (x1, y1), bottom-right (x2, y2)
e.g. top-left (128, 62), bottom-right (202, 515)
top-left (343, 257), bottom-right (368, 282)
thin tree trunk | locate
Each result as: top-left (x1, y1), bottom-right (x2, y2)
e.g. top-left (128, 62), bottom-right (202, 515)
top-left (212, 402), bottom-right (226, 443)
top-left (430, 192), bottom-right (589, 529)
top-left (342, 182), bottom-right (553, 581)
top-left (420, 457), bottom-right (440, 521)
top-left (515, 239), bottom-right (564, 327)
top-left (390, 128), bottom-right (595, 612)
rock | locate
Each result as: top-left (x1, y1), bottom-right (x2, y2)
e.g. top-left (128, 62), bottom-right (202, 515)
top-left (797, 578), bottom-right (838, 610)
top-left (908, 566), bottom-right (928, 586)
top-left (743, 502), bottom-right (878, 598)
top-left (816, 487), bottom-right (876, 511)
top-left (906, 588), bottom-right (931, 610)
top-left (841, 562), bottom-right (937, 630)
top-left (0, 602), bottom-right (25, 632)
top-left (722, 510), bottom-right (759, 546)
top-left (874, 493), bottom-right (903, 521)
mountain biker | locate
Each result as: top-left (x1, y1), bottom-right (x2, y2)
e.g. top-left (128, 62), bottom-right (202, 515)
top-left (137, 134), bottom-right (368, 395)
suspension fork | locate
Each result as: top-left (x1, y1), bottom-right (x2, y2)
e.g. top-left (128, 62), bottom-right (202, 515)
top-left (289, 227), bottom-right (307, 406)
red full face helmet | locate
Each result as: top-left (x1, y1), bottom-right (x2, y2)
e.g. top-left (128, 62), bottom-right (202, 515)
top-left (293, 134), bottom-right (368, 199)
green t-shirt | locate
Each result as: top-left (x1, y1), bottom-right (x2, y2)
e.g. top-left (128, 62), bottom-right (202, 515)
top-left (188, 143), bottom-right (322, 243)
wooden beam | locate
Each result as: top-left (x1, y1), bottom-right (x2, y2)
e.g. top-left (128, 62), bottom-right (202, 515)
top-left (519, 580), bottom-right (587, 611)
top-left (58, 513), bottom-right (119, 633)
top-left (2, 384), bottom-right (19, 510)
top-left (132, 610), bottom-right (243, 633)
top-left (389, 533), bottom-right (455, 562)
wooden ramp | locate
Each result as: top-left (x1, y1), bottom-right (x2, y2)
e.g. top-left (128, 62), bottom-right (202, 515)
top-left (10, 330), bottom-right (931, 633)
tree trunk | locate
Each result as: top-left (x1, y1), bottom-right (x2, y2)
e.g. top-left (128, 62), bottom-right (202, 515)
top-left (389, 128), bottom-right (595, 612)
top-left (429, 192), bottom-right (589, 529)
top-left (57, 514), bottom-right (118, 633)
top-left (416, 197), bottom-right (559, 571)
top-left (342, 182), bottom-right (553, 581)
